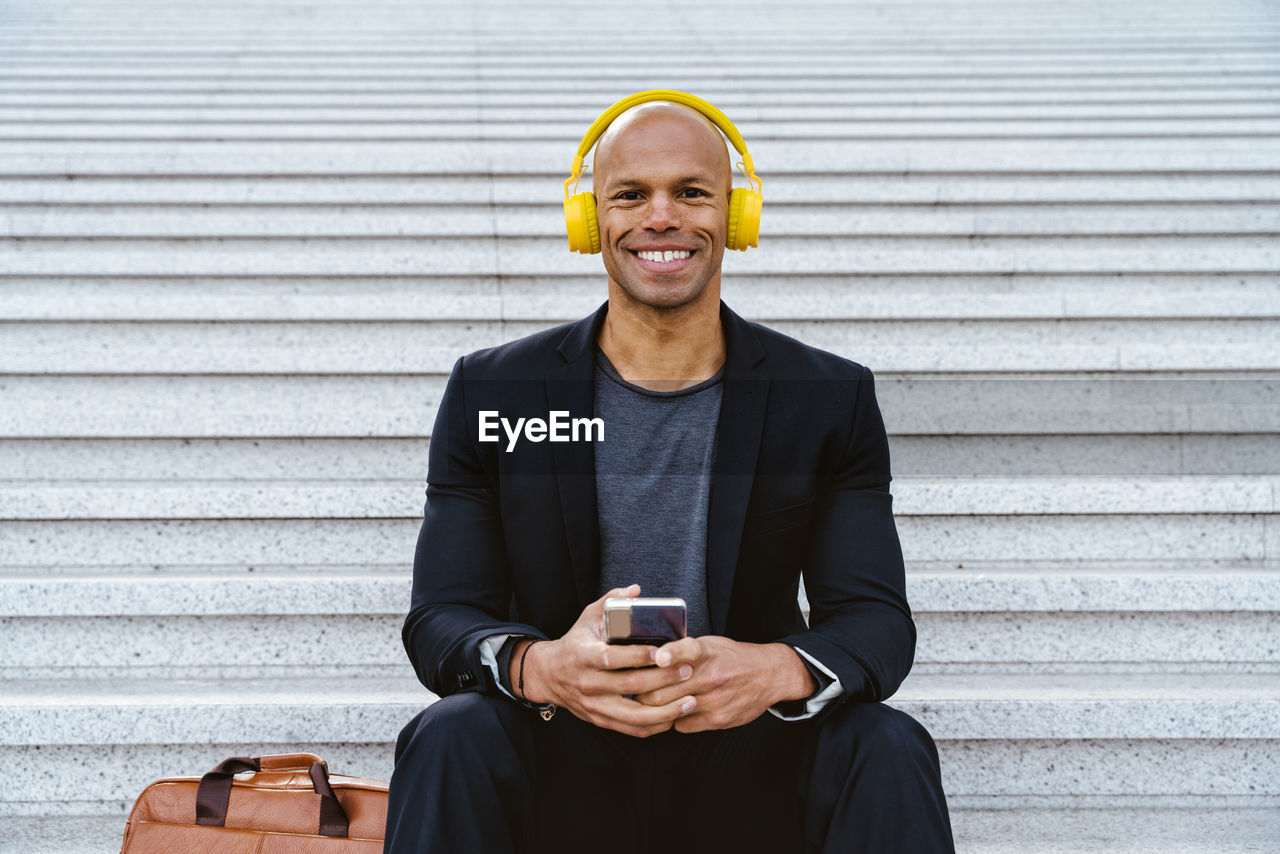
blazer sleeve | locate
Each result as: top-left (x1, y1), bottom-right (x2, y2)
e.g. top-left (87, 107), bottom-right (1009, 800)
top-left (777, 364), bottom-right (915, 707)
top-left (401, 356), bottom-right (547, 698)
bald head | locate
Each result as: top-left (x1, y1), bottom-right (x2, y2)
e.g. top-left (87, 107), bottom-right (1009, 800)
top-left (592, 101), bottom-right (732, 197)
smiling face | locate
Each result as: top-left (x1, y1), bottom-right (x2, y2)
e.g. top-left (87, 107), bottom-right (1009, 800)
top-left (591, 103), bottom-right (733, 312)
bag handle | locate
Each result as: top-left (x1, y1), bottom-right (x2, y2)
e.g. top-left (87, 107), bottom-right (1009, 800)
top-left (195, 753), bottom-right (351, 838)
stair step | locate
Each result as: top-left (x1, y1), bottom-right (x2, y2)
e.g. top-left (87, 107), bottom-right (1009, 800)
top-left (2, 318), bottom-right (1276, 374)
top-left (3, 672), bottom-right (1276, 745)
top-left (7, 118), bottom-right (1280, 141)
top-left (1, 477), bottom-right (1273, 569)
top-left (3, 275), bottom-right (1279, 322)
top-left (0, 476), bottom-right (1271, 521)
top-left (5, 99), bottom-right (1280, 120)
top-left (3, 140), bottom-right (1278, 178)
top-left (0, 672), bottom-right (1274, 813)
top-left (6, 566), bottom-right (1278, 616)
top-left (3, 235), bottom-right (1277, 278)
top-left (7, 202), bottom-right (1278, 238)
top-left (0, 434), bottom-right (1276, 480)
top-left (4, 86), bottom-right (1279, 107)
top-left (3, 374), bottom-right (1275, 438)
top-left (3, 808), bottom-right (1279, 854)
top-left (5, 175), bottom-right (1279, 205)
top-left (2, 567), bottom-right (1275, 678)
top-left (950, 807), bottom-right (1280, 854)
top-left (2, 235), bottom-right (1269, 279)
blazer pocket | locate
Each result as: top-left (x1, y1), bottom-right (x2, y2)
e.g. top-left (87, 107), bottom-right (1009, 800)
top-left (746, 496), bottom-right (815, 537)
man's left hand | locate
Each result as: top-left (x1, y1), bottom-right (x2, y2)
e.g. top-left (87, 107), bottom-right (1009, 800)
top-left (632, 636), bottom-right (817, 732)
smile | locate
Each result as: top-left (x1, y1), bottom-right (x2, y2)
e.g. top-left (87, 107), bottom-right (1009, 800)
top-left (635, 250), bottom-right (692, 263)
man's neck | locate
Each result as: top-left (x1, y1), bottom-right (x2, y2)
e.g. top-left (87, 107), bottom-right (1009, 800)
top-left (597, 288), bottom-right (726, 393)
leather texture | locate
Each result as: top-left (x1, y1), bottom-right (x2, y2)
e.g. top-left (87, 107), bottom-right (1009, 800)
top-left (119, 753), bottom-right (387, 853)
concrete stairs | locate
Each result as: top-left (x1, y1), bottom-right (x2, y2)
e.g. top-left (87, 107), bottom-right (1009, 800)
top-left (2, 0), bottom-right (1279, 851)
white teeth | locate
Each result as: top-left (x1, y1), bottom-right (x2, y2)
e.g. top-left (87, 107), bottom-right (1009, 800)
top-left (637, 250), bottom-right (691, 263)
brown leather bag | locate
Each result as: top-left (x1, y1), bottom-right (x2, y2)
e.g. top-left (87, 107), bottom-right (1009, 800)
top-left (118, 752), bottom-right (388, 852)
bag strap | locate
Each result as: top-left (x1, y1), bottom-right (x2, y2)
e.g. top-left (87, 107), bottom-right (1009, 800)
top-left (195, 754), bottom-right (351, 838)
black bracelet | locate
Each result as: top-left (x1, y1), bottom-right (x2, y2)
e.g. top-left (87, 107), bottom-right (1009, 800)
top-left (518, 640), bottom-right (556, 720)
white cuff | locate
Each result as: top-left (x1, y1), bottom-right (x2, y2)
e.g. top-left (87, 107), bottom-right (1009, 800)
top-left (478, 633), bottom-right (522, 702)
top-left (767, 646), bottom-right (844, 721)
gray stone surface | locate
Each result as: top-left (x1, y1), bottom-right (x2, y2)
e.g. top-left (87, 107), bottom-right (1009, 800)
top-left (1, 514), bottom-right (1273, 571)
top-left (4, 0), bottom-right (1279, 837)
top-left (936, 738), bottom-right (1280, 798)
top-left (893, 434), bottom-right (1280, 476)
top-left (908, 567), bottom-right (1280, 611)
top-left (4, 274), bottom-right (1279, 322)
top-left (3, 567), bottom-right (1276, 678)
top-left (5, 318), bottom-right (1279, 374)
top-left (0, 475), bottom-right (1272, 520)
top-left (5, 139), bottom-right (1280, 178)
top-left (915, 611), bottom-right (1280, 666)
top-left (899, 513), bottom-right (1271, 565)
top-left (951, 807), bottom-right (1280, 853)
top-left (2, 434), bottom-right (1275, 481)
top-left (0, 673), bottom-right (1276, 806)
top-left (0, 438), bottom-right (431, 481)
top-left (7, 566), bottom-right (1276, 618)
top-left (6, 202), bottom-right (1278, 238)
top-left (4, 374), bottom-right (1275, 438)
top-left (3, 235), bottom-right (1278, 277)
top-left (3, 808), bottom-right (1279, 854)
top-left (0, 518), bottom-right (419, 569)
top-left (0, 572), bottom-right (410, 617)
top-left (9, 118), bottom-right (1280, 140)
top-left (0, 375), bottom-right (446, 438)
top-left (1, 614), bottom-right (405, 673)
top-left (0, 741), bottom-right (397, 817)
top-left (6, 174), bottom-right (1280, 206)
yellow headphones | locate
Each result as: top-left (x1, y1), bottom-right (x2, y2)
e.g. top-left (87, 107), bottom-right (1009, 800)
top-left (563, 89), bottom-right (763, 254)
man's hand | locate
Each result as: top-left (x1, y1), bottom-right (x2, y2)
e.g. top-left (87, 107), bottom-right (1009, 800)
top-left (632, 636), bottom-right (817, 733)
top-left (511, 584), bottom-right (698, 738)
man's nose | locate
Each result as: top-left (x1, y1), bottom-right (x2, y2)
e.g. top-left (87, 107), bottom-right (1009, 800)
top-left (641, 193), bottom-right (679, 231)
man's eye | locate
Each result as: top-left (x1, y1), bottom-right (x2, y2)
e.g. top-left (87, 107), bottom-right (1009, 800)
top-left (680, 188), bottom-right (706, 198)
top-left (616, 191), bottom-right (641, 201)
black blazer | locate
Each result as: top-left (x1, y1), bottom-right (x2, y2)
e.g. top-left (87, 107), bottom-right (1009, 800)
top-left (403, 300), bottom-right (915, 713)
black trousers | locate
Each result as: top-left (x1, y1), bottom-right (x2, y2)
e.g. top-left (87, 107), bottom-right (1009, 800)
top-left (384, 693), bottom-right (954, 854)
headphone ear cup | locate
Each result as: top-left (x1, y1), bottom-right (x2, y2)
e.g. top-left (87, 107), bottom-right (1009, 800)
top-left (726, 188), bottom-right (762, 251)
top-left (564, 192), bottom-right (600, 254)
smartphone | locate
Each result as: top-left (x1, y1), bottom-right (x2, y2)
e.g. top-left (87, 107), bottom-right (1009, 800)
top-left (603, 597), bottom-right (687, 645)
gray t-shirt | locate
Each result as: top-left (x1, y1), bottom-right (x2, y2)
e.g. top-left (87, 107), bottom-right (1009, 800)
top-left (593, 347), bottom-right (724, 639)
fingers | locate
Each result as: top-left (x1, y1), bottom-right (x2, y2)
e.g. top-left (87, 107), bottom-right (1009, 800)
top-left (585, 693), bottom-right (697, 738)
top-left (609, 661), bottom-right (693, 696)
top-left (595, 643), bottom-right (656, 671)
top-left (650, 636), bottom-right (703, 668)
top-left (631, 681), bottom-right (691, 708)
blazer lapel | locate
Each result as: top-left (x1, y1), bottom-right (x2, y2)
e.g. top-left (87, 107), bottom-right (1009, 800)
top-left (706, 302), bottom-right (769, 636)
top-left (545, 300), bottom-right (768, 629)
top-left (547, 302), bottom-right (609, 611)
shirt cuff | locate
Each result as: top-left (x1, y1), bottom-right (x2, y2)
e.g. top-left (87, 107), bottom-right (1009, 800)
top-left (767, 645), bottom-right (845, 721)
top-left (479, 632), bottom-right (555, 713)
top-left (478, 633), bottom-right (523, 702)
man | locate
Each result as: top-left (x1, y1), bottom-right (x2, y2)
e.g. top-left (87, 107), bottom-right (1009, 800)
top-left (385, 93), bottom-right (955, 854)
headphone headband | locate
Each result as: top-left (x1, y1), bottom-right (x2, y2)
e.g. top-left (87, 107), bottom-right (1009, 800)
top-left (564, 89), bottom-right (759, 201)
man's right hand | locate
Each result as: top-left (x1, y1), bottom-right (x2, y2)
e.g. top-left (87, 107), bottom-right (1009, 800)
top-left (510, 584), bottom-right (697, 738)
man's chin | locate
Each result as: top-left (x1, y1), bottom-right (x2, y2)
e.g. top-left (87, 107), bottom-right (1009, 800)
top-left (616, 282), bottom-right (707, 311)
